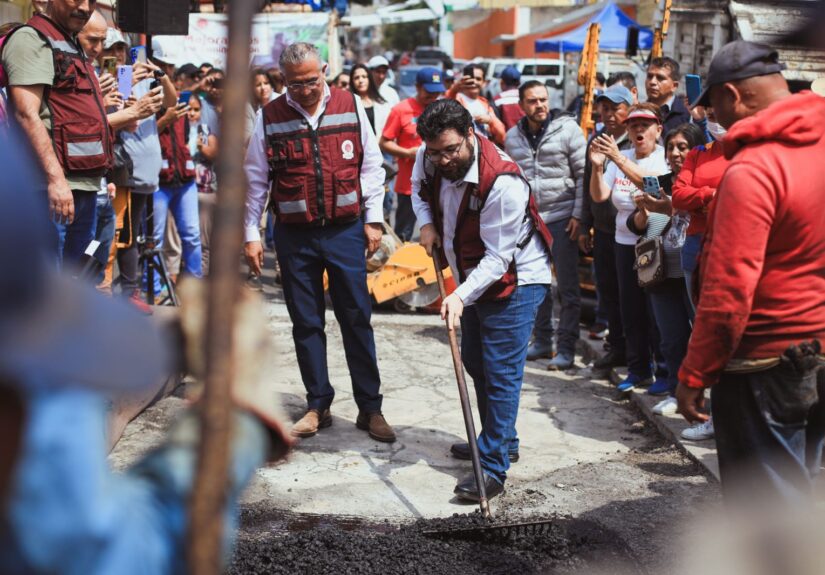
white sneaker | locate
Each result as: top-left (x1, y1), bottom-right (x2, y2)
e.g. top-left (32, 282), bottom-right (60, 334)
top-left (652, 396), bottom-right (678, 415)
top-left (681, 418), bottom-right (714, 441)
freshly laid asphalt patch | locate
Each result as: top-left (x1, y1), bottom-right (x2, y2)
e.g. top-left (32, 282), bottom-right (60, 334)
top-left (228, 510), bottom-right (641, 575)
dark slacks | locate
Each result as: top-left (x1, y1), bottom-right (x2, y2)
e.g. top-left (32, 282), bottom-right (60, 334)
top-left (615, 242), bottom-right (653, 377)
top-left (712, 359), bottom-right (825, 506)
top-left (275, 219), bottom-right (383, 413)
top-left (593, 229), bottom-right (625, 352)
top-left (393, 193), bottom-right (416, 242)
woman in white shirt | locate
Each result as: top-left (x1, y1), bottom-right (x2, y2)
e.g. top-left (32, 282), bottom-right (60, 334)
top-left (589, 103), bottom-right (669, 394)
top-left (350, 63), bottom-right (391, 138)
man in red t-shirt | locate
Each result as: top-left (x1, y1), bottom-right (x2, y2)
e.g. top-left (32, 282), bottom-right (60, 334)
top-left (379, 67), bottom-right (444, 241)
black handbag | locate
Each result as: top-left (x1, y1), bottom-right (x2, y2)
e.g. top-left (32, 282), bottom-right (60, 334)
top-left (109, 132), bottom-right (134, 188)
top-left (633, 235), bottom-right (666, 288)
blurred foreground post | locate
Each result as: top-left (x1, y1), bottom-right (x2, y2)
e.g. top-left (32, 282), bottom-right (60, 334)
top-left (188, 1), bottom-right (259, 573)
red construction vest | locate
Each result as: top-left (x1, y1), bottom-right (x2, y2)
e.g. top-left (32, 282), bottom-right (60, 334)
top-left (159, 116), bottom-right (195, 185)
top-left (263, 88), bottom-right (363, 225)
top-left (6, 13), bottom-right (113, 177)
top-left (419, 135), bottom-right (553, 302)
top-left (494, 88), bottom-right (525, 132)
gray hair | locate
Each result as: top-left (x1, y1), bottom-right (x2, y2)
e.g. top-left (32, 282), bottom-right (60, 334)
top-left (279, 42), bottom-right (321, 70)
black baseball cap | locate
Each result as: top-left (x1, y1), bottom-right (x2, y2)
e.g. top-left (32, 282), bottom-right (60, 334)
top-left (693, 40), bottom-right (786, 107)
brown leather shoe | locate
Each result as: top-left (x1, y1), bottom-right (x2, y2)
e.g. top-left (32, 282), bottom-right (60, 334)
top-left (290, 409), bottom-right (332, 438)
top-left (356, 411), bottom-right (396, 443)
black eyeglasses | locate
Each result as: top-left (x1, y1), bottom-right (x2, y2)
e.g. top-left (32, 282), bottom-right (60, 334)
top-left (424, 137), bottom-right (466, 162)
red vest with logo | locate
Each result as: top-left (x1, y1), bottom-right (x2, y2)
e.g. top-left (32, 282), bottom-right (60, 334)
top-left (11, 14), bottom-right (113, 177)
top-left (419, 135), bottom-right (553, 302)
top-left (159, 116), bottom-right (195, 185)
top-left (494, 89), bottom-right (525, 132)
top-left (263, 88), bottom-right (363, 225)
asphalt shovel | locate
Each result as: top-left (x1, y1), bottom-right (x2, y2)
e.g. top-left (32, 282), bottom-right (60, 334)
top-left (431, 250), bottom-right (492, 520)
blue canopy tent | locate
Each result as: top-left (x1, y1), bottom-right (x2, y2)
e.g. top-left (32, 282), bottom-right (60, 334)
top-left (535, 2), bottom-right (653, 53)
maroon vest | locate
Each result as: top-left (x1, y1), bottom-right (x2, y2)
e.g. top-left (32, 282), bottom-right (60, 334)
top-left (494, 89), bottom-right (525, 132)
top-left (159, 116), bottom-right (195, 185)
top-left (419, 135), bottom-right (553, 302)
top-left (263, 88), bottom-right (363, 225)
top-left (10, 14), bottom-right (113, 177)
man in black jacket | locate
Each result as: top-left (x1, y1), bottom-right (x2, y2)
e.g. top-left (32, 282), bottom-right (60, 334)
top-left (645, 57), bottom-right (691, 135)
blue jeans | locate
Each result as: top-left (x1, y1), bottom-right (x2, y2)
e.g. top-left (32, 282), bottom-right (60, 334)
top-left (461, 284), bottom-right (549, 484)
top-left (275, 219), bottom-right (383, 413)
top-left (615, 243), bottom-right (653, 378)
top-left (712, 360), bottom-right (825, 507)
top-left (93, 194), bottom-right (115, 285)
top-left (681, 233), bottom-right (702, 304)
top-left (648, 279), bottom-right (693, 396)
top-left (55, 190), bottom-right (98, 272)
top-left (532, 218), bottom-right (581, 356)
top-left (151, 182), bottom-right (203, 290)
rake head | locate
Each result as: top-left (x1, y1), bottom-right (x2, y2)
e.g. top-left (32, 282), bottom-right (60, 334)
top-left (421, 518), bottom-right (556, 542)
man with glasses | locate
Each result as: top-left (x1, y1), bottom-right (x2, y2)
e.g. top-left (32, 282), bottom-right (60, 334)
top-left (244, 43), bottom-right (396, 443)
top-left (411, 99), bottom-right (553, 501)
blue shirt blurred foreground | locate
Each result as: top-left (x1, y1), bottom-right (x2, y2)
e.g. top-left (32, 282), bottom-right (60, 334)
top-left (0, 129), bottom-right (269, 573)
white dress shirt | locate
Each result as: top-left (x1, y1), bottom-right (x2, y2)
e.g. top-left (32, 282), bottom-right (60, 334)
top-left (411, 138), bottom-right (552, 306)
top-left (244, 84), bottom-right (385, 242)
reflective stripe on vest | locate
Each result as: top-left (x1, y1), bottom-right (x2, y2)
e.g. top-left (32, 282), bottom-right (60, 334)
top-left (278, 199), bottom-right (307, 214)
top-left (67, 140), bottom-right (104, 157)
top-left (47, 38), bottom-right (79, 55)
top-left (319, 112), bottom-right (358, 129)
top-left (336, 191), bottom-right (358, 208)
top-left (265, 118), bottom-right (306, 136)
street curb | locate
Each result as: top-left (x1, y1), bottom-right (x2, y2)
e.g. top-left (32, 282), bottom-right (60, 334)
top-left (579, 332), bottom-right (720, 481)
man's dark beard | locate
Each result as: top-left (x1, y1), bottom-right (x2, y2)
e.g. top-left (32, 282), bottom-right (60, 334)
top-left (437, 140), bottom-right (475, 182)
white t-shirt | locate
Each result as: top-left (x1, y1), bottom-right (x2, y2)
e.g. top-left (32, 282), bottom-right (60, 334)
top-left (603, 146), bottom-right (668, 245)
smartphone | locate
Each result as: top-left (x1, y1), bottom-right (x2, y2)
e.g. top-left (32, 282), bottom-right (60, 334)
top-left (657, 173), bottom-right (673, 196)
top-left (198, 124), bottom-right (210, 146)
top-left (178, 90), bottom-right (192, 106)
top-left (130, 45), bottom-right (147, 65)
top-left (102, 56), bottom-right (117, 77)
top-left (685, 74), bottom-right (702, 106)
top-left (117, 65), bottom-right (133, 99)
top-left (463, 64), bottom-right (475, 79)
top-left (642, 175), bottom-right (661, 198)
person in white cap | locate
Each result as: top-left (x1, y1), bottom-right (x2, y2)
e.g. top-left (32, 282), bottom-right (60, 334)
top-left (368, 55), bottom-right (399, 106)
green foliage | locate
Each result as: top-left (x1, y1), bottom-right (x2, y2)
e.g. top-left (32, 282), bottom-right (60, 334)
top-left (382, 19), bottom-right (433, 52)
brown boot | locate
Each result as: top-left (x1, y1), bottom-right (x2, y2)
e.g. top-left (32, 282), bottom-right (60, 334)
top-left (356, 412), bottom-right (396, 443)
top-left (291, 409), bottom-right (332, 438)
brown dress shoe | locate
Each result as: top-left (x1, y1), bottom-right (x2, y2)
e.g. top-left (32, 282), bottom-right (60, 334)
top-left (356, 412), bottom-right (396, 443)
top-left (291, 409), bottom-right (332, 438)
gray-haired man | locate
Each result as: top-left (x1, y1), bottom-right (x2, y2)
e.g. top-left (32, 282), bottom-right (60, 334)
top-left (244, 43), bottom-right (396, 442)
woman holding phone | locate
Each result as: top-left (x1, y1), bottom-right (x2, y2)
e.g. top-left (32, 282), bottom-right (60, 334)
top-left (589, 103), bottom-right (668, 394)
top-left (626, 123), bottom-right (704, 415)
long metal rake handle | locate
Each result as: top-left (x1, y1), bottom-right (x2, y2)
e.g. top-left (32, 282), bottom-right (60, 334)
top-left (431, 249), bottom-right (492, 520)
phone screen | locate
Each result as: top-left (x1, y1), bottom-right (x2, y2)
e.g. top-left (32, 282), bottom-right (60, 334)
top-left (657, 173), bottom-right (673, 196)
top-left (103, 57), bottom-right (117, 77)
top-left (130, 46), bottom-right (147, 65)
top-left (179, 90), bottom-right (192, 106)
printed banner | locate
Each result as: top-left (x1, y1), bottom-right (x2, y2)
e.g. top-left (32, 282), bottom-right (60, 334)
top-left (153, 12), bottom-right (331, 69)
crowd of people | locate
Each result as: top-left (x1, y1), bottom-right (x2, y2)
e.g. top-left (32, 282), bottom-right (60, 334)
top-left (2, 4), bottom-right (825, 568)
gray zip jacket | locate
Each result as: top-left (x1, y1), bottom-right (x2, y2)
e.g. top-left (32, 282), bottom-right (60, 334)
top-left (504, 113), bottom-right (587, 223)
